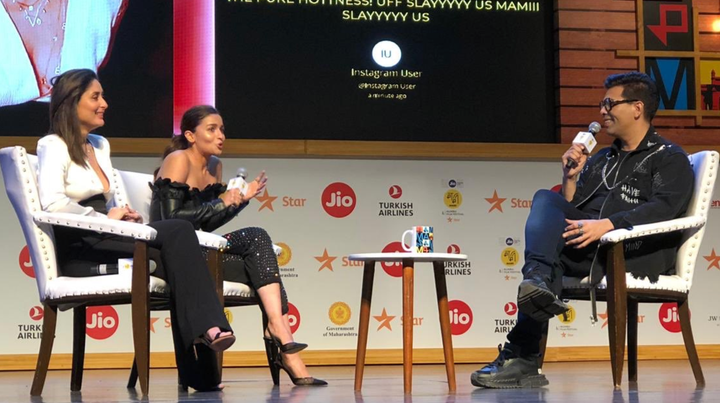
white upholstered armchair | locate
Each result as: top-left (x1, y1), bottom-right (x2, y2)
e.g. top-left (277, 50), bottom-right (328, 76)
top-left (540, 150), bottom-right (718, 388)
top-left (0, 146), bottom-right (168, 396)
top-left (112, 169), bottom-right (278, 383)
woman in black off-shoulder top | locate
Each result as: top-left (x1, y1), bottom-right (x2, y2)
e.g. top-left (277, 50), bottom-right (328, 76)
top-left (150, 105), bottom-right (326, 386)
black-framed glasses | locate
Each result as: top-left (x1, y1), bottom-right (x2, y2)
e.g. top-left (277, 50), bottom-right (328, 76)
top-left (599, 98), bottom-right (639, 112)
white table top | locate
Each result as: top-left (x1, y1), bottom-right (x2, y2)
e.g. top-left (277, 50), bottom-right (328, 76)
top-left (348, 253), bottom-right (468, 262)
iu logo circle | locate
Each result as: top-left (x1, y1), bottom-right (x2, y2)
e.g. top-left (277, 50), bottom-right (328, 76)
top-left (29, 306), bottom-right (44, 321)
top-left (380, 242), bottom-right (405, 278)
top-left (389, 185), bottom-right (402, 199)
top-left (447, 244), bottom-right (461, 254)
top-left (288, 302), bottom-right (301, 334)
top-left (19, 245), bottom-right (35, 278)
top-left (322, 182), bottom-right (356, 218)
top-left (659, 302), bottom-right (685, 333)
top-left (504, 302), bottom-right (518, 316)
top-left (448, 300), bottom-right (473, 335)
top-left (86, 306), bottom-right (119, 340)
top-left (372, 40), bottom-right (401, 68)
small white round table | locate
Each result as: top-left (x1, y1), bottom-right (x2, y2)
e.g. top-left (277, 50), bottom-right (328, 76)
top-left (347, 252), bottom-right (468, 394)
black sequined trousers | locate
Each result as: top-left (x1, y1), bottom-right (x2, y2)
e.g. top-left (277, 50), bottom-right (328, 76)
top-left (221, 227), bottom-right (289, 315)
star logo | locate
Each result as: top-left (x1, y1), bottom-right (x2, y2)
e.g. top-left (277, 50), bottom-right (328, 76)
top-left (149, 317), bottom-right (160, 333)
top-left (504, 275), bottom-right (510, 281)
top-left (598, 311), bottom-right (609, 329)
top-left (256, 189), bottom-right (277, 212)
top-left (704, 248), bottom-right (720, 271)
top-left (373, 308), bottom-right (396, 331)
top-left (561, 332), bottom-right (567, 338)
top-left (447, 217), bottom-right (453, 223)
top-left (315, 249), bottom-right (337, 272)
top-left (485, 190), bottom-right (507, 213)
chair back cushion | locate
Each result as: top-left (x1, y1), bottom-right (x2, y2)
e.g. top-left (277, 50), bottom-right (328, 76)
top-left (0, 147), bottom-right (58, 301)
top-left (113, 169), bottom-right (154, 224)
top-left (675, 150), bottom-right (719, 286)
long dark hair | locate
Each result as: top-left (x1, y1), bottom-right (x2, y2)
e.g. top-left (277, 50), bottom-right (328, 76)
top-left (49, 69), bottom-right (99, 168)
top-left (162, 105), bottom-right (220, 159)
top-left (155, 105), bottom-right (220, 177)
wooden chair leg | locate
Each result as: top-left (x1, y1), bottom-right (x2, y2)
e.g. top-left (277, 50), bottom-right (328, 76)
top-left (402, 259), bottom-right (415, 394)
top-left (207, 249), bottom-right (225, 380)
top-left (354, 261), bottom-right (375, 391)
top-left (31, 303), bottom-right (57, 396)
top-left (605, 242), bottom-right (627, 388)
top-left (627, 299), bottom-right (638, 383)
top-left (71, 305), bottom-right (87, 392)
top-left (433, 261), bottom-right (456, 392)
top-left (127, 358), bottom-right (138, 388)
top-left (538, 322), bottom-right (550, 368)
top-left (131, 241), bottom-right (150, 395)
top-left (677, 298), bottom-right (705, 387)
top-left (261, 311), bottom-right (279, 385)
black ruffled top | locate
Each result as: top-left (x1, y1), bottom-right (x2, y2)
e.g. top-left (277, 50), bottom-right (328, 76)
top-left (149, 178), bottom-right (247, 232)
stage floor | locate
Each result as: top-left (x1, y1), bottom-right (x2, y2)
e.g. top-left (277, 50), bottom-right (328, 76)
top-left (2, 360), bottom-right (717, 402)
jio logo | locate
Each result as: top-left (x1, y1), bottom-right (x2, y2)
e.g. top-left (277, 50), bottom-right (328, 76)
top-left (504, 302), bottom-right (518, 316)
top-left (389, 185), bottom-right (402, 199)
top-left (380, 242), bottom-right (405, 278)
top-left (19, 245), bottom-right (35, 278)
top-left (322, 182), bottom-right (357, 218)
top-left (659, 302), bottom-right (686, 333)
top-left (447, 244), bottom-right (461, 254)
top-left (448, 300), bottom-right (473, 335)
top-left (86, 306), bottom-right (119, 340)
top-left (288, 303), bottom-right (301, 334)
top-left (372, 40), bottom-right (401, 68)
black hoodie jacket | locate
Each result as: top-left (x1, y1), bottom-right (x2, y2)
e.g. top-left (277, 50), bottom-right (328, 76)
top-left (570, 127), bottom-right (694, 282)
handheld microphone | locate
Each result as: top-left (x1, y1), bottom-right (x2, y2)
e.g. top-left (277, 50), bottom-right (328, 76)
top-left (227, 167), bottom-right (249, 195)
top-left (565, 122), bottom-right (601, 169)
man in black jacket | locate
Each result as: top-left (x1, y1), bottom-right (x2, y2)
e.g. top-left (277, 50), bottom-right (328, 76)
top-left (471, 72), bottom-right (694, 388)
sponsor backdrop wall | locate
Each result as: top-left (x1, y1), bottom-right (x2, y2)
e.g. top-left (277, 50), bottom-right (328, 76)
top-left (1, 156), bottom-right (719, 357)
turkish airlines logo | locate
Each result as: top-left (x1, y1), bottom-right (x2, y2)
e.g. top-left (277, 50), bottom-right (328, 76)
top-left (29, 306), bottom-right (44, 321)
top-left (659, 302), bottom-right (686, 333)
top-left (389, 185), bottom-right (402, 199)
top-left (447, 244), bottom-right (461, 254)
top-left (381, 242), bottom-right (404, 277)
top-left (322, 182), bottom-right (356, 218)
top-left (288, 303), bottom-right (301, 334)
top-left (86, 306), bottom-right (119, 340)
top-left (19, 246), bottom-right (35, 278)
top-left (504, 302), bottom-right (517, 316)
top-left (448, 299), bottom-right (473, 335)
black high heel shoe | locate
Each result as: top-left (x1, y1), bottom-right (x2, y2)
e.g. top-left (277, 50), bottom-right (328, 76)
top-left (275, 354), bottom-right (328, 386)
top-left (264, 331), bottom-right (308, 355)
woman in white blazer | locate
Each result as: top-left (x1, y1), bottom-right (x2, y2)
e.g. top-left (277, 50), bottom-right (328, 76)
top-left (36, 68), bottom-right (232, 392)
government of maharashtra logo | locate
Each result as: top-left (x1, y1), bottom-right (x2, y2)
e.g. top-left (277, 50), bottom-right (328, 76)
top-left (329, 301), bottom-right (352, 326)
top-left (276, 242), bottom-right (292, 267)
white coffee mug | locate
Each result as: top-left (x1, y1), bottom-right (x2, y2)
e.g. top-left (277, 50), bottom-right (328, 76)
top-left (401, 226), bottom-right (434, 253)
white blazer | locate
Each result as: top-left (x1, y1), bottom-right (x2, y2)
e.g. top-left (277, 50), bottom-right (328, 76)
top-left (36, 134), bottom-right (115, 217)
